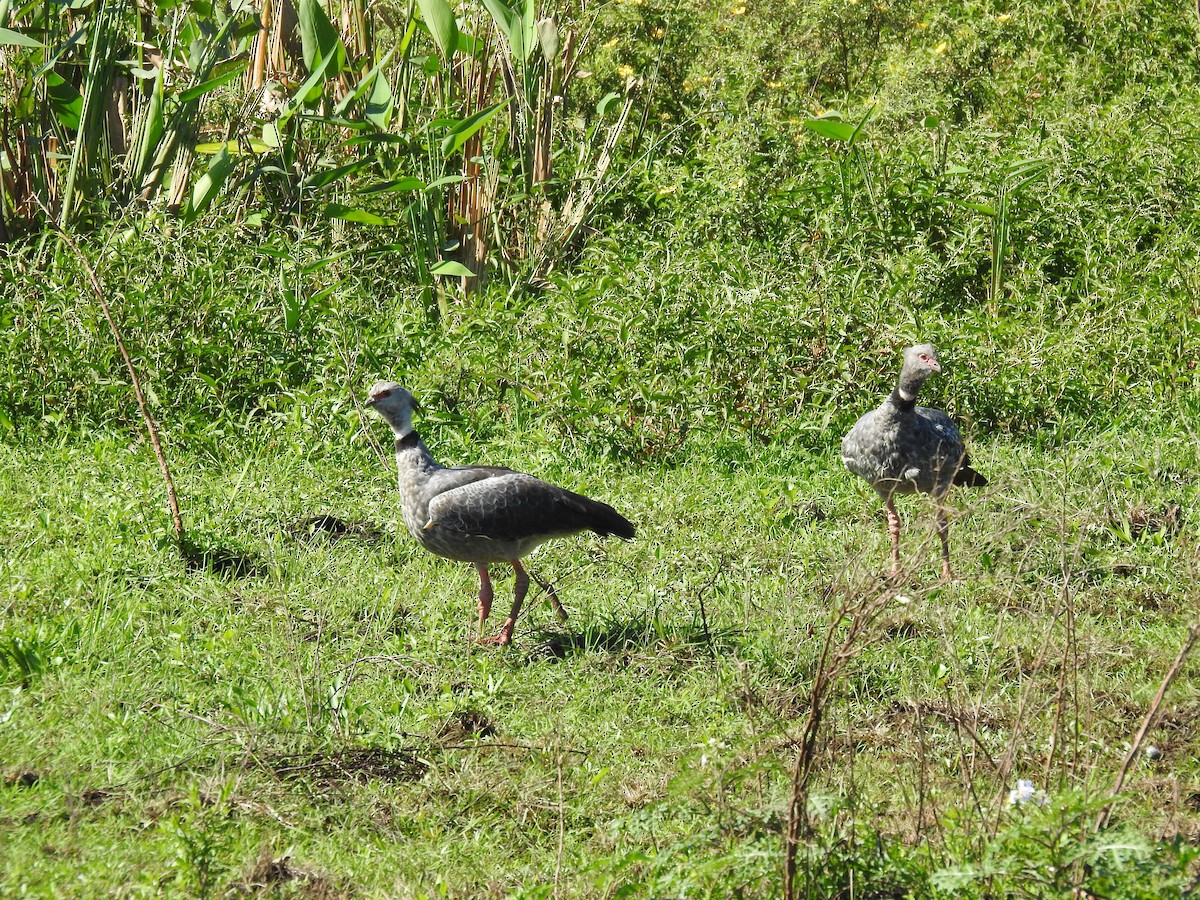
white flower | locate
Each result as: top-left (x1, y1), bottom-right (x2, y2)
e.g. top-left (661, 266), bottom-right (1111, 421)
top-left (1007, 779), bottom-right (1047, 806)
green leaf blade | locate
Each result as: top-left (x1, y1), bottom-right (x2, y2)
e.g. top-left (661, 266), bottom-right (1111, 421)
top-left (325, 203), bottom-right (396, 225)
top-left (188, 145), bottom-right (235, 220)
top-left (416, 0), bottom-right (459, 61)
top-left (0, 26), bottom-right (44, 47)
top-left (430, 260), bottom-right (475, 277)
top-left (804, 118), bottom-right (855, 143)
top-left (45, 71), bottom-right (83, 130)
top-left (440, 97), bottom-right (512, 157)
top-left (178, 60), bottom-right (249, 103)
top-left (297, 0), bottom-right (348, 79)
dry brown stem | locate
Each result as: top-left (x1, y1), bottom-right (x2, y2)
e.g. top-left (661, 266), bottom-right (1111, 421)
top-left (47, 223), bottom-right (185, 543)
top-left (783, 578), bottom-right (896, 899)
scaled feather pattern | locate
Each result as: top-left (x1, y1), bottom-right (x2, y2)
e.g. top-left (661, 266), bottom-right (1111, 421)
top-left (367, 382), bottom-right (634, 644)
top-left (841, 344), bottom-right (986, 579)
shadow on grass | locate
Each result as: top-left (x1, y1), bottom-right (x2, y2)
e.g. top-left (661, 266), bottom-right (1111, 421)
top-left (287, 514), bottom-right (383, 544)
top-left (268, 746), bottom-right (428, 787)
top-left (525, 613), bottom-right (739, 662)
top-left (181, 535), bottom-right (264, 579)
top-left (177, 513), bottom-right (384, 579)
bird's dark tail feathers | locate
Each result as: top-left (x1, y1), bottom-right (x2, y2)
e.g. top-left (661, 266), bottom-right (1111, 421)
top-left (584, 498), bottom-right (637, 539)
top-left (954, 463), bottom-right (988, 488)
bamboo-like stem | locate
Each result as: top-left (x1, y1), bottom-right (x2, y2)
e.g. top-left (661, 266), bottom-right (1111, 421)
top-left (449, 28), bottom-right (498, 295)
top-left (60, 0), bottom-right (120, 226)
top-left (249, 0), bottom-right (272, 91)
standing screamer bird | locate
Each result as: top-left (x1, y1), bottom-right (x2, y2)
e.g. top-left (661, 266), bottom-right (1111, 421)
top-left (841, 344), bottom-right (987, 580)
top-left (366, 383), bottom-right (636, 645)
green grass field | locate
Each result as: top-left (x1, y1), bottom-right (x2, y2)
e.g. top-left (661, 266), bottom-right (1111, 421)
top-left (5, 0), bottom-right (1200, 893)
top-left (3, 414), bottom-right (1199, 895)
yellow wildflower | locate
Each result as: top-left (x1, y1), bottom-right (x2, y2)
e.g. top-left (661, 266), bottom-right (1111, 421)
top-left (652, 26), bottom-right (665, 38)
top-left (915, 20), bottom-right (928, 28)
top-left (730, 5), bottom-right (746, 14)
top-left (603, 37), bottom-right (618, 48)
top-left (932, 41), bottom-right (949, 55)
top-left (995, 13), bottom-right (1011, 22)
top-left (618, 64), bottom-right (635, 77)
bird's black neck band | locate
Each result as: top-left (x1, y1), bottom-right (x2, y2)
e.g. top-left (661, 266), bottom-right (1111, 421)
top-left (889, 389), bottom-right (916, 412)
top-left (395, 431), bottom-right (421, 452)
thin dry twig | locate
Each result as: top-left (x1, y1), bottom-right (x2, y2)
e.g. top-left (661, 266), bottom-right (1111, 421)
top-left (783, 575), bottom-right (897, 900)
top-left (437, 742), bottom-right (588, 756)
top-left (333, 324), bottom-right (389, 469)
top-left (553, 734), bottom-right (567, 900)
top-left (43, 216), bottom-right (185, 543)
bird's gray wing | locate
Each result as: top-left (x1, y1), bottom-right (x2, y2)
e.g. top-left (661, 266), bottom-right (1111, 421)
top-left (915, 407), bottom-right (963, 445)
top-left (423, 465), bottom-right (516, 496)
top-left (426, 472), bottom-right (596, 540)
top-left (912, 406), bottom-right (973, 483)
top-left (841, 409), bottom-right (883, 479)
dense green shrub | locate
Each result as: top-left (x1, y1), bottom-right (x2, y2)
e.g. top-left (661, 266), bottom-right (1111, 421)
top-left (2, 0), bottom-right (1199, 459)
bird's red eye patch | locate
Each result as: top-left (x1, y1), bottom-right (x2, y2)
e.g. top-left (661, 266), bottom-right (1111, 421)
top-left (372, 389), bottom-right (393, 401)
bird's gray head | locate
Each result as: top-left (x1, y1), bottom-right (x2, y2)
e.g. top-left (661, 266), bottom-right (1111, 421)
top-left (366, 381), bottom-right (417, 436)
top-left (897, 344), bottom-right (941, 400)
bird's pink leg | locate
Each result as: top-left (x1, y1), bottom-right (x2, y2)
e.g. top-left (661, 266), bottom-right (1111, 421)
top-left (477, 559), bottom-right (529, 646)
top-left (885, 496), bottom-right (902, 578)
top-left (936, 501), bottom-right (955, 581)
top-left (475, 562), bottom-right (494, 630)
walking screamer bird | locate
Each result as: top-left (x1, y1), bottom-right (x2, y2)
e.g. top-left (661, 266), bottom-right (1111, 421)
top-left (366, 382), bottom-right (636, 645)
top-left (841, 344), bottom-right (987, 580)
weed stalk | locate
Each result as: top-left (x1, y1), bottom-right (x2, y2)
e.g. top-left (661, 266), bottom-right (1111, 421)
top-left (783, 578), bottom-right (894, 899)
top-left (45, 219), bottom-right (185, 545)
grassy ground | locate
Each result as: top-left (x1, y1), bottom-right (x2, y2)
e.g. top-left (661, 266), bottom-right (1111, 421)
top-left (5, 0), bottom-right (1200, 894)
top-left (3, 409), bottom-right (1199, 896)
